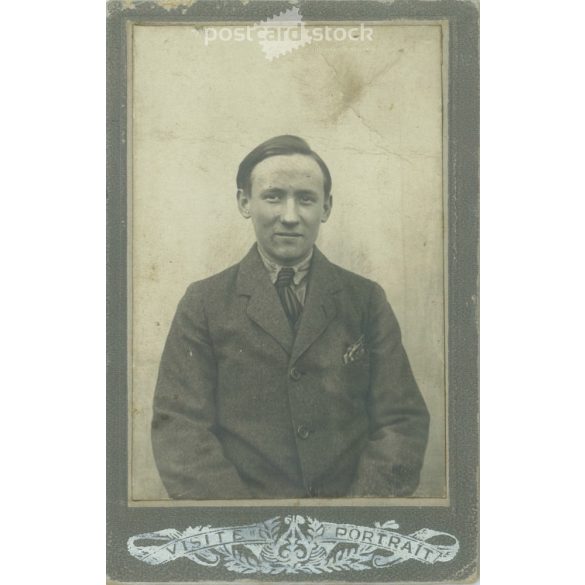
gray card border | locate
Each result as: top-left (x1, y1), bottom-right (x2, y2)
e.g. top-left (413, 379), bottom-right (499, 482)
top-left (107, 1), bottom-right (479, 583)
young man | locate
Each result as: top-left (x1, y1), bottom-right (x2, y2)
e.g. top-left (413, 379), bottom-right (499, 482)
top-left (152, 135), bottom-right (429, 499)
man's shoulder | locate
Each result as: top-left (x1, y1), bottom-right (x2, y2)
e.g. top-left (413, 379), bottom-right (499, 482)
top-left (173, 263), bottom-right (242, 322)
top-left (329, 261), bottom-right (375, 286)
top-left (183, 262), bottom-right (240, 299)
top-left (321, 255), bottom-right (398, 327)
top-left (322, 254), bottom-right (381, 298)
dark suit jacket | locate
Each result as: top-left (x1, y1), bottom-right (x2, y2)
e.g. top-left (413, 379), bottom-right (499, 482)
top-left (152, 246), bottom-right (429, 499)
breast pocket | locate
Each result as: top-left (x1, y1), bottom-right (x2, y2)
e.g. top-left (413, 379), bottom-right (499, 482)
top-left (343, 353), bottom-right (371, 398)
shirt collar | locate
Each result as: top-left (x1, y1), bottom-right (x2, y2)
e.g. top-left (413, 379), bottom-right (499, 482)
top-left (256, 244), bottom-right (313, 286)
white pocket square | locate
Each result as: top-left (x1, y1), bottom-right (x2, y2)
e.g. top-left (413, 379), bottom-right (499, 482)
top-left (343, 335), bottom-right (367, 365)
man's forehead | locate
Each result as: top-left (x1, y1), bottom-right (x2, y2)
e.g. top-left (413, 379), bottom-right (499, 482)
top-left (250, 154), bottom-right (325, 190)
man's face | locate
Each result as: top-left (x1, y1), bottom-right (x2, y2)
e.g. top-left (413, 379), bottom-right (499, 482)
top-left (237, 154), bottom-right (332, 266)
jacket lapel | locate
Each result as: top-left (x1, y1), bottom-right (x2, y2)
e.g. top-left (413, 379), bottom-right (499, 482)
top-left (236, 246), bottom-right (294, 353)
top-left (290, 247), bottom-right (342, 365)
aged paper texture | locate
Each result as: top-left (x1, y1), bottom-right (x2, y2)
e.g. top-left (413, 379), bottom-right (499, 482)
top-left (129, 23), bottom-right (446, 503)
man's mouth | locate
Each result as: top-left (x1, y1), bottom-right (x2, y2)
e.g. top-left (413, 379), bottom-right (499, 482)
top-left (274, 233), bottom-right (303, 238)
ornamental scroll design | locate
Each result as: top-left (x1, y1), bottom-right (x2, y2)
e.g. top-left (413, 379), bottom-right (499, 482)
top-left (128, 515), bottom-right (459, 575)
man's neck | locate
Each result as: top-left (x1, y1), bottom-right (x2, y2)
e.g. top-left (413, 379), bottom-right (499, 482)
top-left (256, 244), bottom-right (314, 271)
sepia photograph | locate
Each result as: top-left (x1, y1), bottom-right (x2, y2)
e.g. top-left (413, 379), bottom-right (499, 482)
top-left (129, 20), bottom-right (447, 504)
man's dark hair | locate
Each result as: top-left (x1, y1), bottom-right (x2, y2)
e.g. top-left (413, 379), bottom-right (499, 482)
top-left (236, 135), bottom-right (332, 197)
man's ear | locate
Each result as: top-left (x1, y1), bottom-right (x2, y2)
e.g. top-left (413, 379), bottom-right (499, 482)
top-left (237, 188), bottom-right (251, 219)
top-left (321, 194), bottom-right (333, 223)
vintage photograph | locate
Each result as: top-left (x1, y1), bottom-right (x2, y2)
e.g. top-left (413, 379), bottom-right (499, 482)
top-left (129, 19), bottom-right (448, 504)
top-left (109, 1), bottom-right (478, 582)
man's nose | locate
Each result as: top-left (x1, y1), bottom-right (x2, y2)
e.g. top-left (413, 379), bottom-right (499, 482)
top-left (280, 197), bottom-right (300, 225)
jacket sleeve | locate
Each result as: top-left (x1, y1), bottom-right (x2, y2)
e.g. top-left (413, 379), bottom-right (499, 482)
top-left (151, 284), bottom-right (252, 499)
top-left (349, 282), bottom-right (430, 497)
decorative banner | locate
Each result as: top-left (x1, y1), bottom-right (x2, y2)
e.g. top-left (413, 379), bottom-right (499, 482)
top-left (128, 515), bottom-right (459, 575)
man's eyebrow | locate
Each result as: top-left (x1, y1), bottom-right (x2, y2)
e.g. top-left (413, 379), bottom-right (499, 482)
top-left (294, 189), bottom-right (318, 197)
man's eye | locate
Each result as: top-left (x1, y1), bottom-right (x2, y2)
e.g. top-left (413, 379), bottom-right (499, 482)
top-left (300, 196), bottom-right (315, 204)
top-left (264, 193), bottom-right (280, 201)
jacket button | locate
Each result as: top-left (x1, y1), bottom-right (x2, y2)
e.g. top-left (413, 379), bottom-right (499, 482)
top-left (307, 484), bottom-right (317, 497)
top-left (289, 367), bottom-right (302, 381)
top-left (297, 425), bottom-right (310, 439)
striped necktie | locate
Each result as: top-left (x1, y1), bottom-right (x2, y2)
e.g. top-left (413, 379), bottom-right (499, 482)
top-left (275, 267), bottom-right (303, 328)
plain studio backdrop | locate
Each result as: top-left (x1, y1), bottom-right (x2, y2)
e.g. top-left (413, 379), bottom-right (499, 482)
top-left (130, 23), bottom-right (446, 501)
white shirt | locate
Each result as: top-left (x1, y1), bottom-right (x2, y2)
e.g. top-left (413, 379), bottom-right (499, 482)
top-left (256, 244), bottom-right (313, 306)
